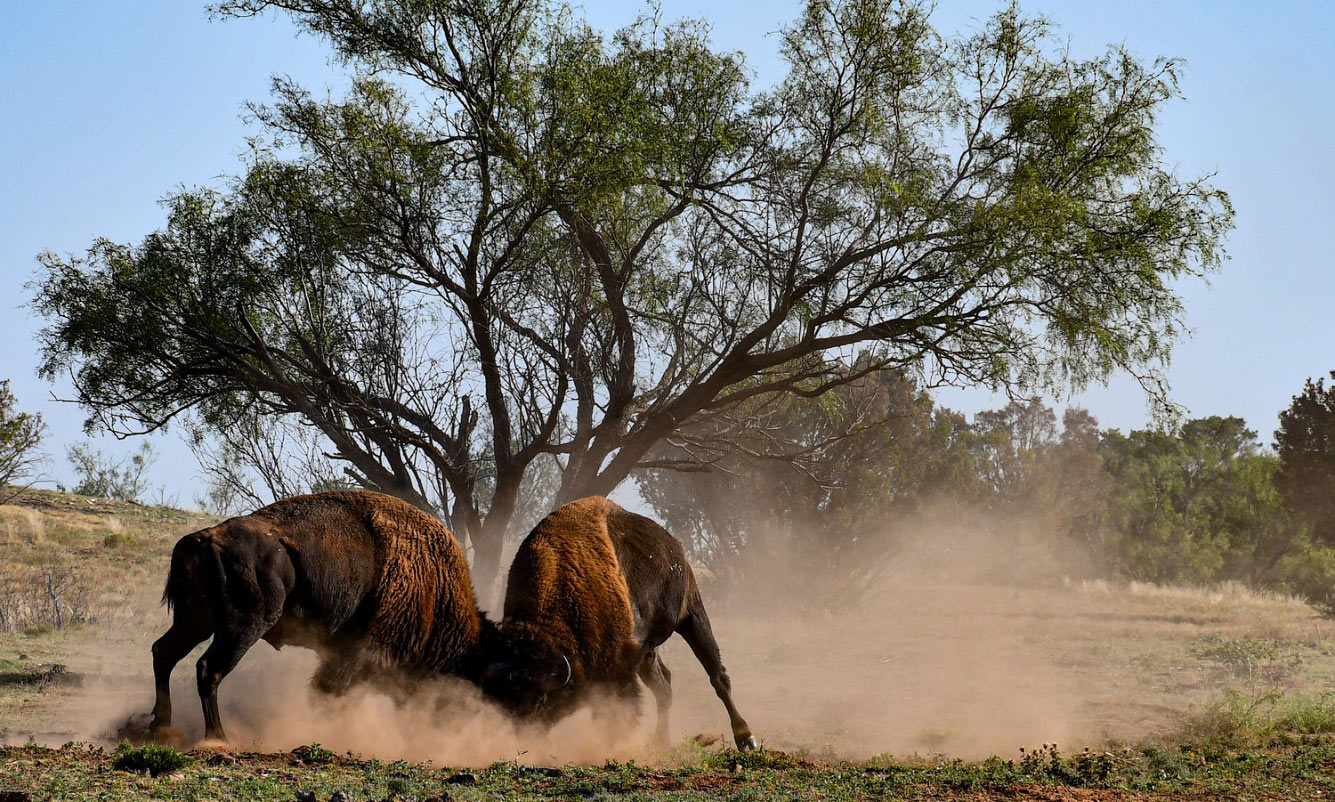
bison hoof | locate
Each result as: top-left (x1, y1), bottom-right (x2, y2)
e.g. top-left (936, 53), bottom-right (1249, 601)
top-left (736, 734), bottom-right (759, 752)
top-left (194, 738), bottom-right (232, 752)
top-left (150, 725), bottom-right (183, 746)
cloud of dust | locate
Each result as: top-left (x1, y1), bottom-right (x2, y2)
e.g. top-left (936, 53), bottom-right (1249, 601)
top-left (658, 504), bottom-right (1115, 761)
top-left (60, 636), bottom-right (660, 766)
top-left (48, 502), bottom-right (1157, 764)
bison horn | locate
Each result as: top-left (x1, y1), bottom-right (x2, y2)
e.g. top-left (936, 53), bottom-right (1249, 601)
top-left (560, 654), bottom-right (572, 687)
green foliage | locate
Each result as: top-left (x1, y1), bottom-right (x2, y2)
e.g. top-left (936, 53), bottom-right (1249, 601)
top-left (1275, 544), bottom-right (1335, 617)
top-left (705, 747), bottom-right (806, 771)
top-left (639, 366), bottom-right (946, 563)
top-left (1275, 372), bottom-right (1335, 546)
top-left (1188, 689), bottom-right (1335, 740)
top-left (1098, 417), bottom-right (1309, 586)
top-left (1194, 635), bottom-right (1295, 684)
top-left (290, 742), bottom-right (337, 765)
top-left (101, 532), bottom-right (135, 548)
top-left (111, 743), bottom-right (191, 776)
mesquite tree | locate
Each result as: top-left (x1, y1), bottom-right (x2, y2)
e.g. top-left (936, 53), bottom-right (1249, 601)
top-left (0, 380), bottom-right (46, 502)
top-left (33, 0), bottom-right (1231, 588)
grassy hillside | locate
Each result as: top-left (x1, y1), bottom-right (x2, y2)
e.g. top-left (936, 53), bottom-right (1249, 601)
top-left (0, 488), bottom-right (214, 738)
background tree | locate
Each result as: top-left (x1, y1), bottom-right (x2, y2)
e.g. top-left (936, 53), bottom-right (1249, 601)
top-left (1274, 373), bottom-right (1335, 546)
top-left (0, 380), bottom-right (46, 503)
top-left (66, 441), bottom-right (157, 504)
top-left (33, 0), bottom-right (1231, 588)
top-left (969, 397), bottom-right (1058, 514)
top-left (637, 364), bottom-right (941, 579)
top-left (1097, 417), bottom-right (1305, 585)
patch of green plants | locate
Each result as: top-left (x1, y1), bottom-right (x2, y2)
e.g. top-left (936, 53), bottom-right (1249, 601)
top-left (1189, 688), bottom-right (1335, 738)
top-left (101, 532), bottom-right (135, 548)
top-left (1195, 634), bottom-right (1299, 684)
top-left (868, 744), bottom-right (1118, 791)
top-left (1276, 693), bottom-right (1335, 733)
top-left (111, 743), bottom-right (191, 776)
top-left (5, 738), bottom-right (1335, 801)
top-left (290, 742), bottom-right (337, 765)
top-left (705, 746), bottom-right (807, 771)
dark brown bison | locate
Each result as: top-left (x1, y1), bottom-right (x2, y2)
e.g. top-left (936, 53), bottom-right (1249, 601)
top-left (149, 490), bottom-right (487, 742)
top-left (479, 496), bottom-right (758, 750)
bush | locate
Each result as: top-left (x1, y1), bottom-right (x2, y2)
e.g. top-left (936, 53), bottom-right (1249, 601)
top-left (67, 441), bottom-right (156, 503)
top-left (102, 532), bottom-right (135, 548)
top-left (112, 743), bottom-right (191, 776)
top-left (291, 743), bottom-right (336, 765)
top-left (0, 379), bottom-right (45, 502)
top-left (0, 561), bottom-right (93, 633)
top-left (1274, 545), bottom-right (1335, 618)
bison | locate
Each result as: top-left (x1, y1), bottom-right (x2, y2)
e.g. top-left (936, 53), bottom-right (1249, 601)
top-left (149, 490), bottom-right (487, 742)
top-left (478, 496), bottom-right (758, 751)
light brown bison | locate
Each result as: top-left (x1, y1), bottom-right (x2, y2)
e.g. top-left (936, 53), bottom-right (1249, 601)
top-left (149, 490), bottom-right (487, 742)
top-left (478, 497), bottom-right (758, 750)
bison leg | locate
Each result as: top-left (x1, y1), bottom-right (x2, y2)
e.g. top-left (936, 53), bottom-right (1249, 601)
top-left (311, 643), bottom-right (379, 697)
top-left (149, 614), bottom-right (212, 738)
top-left (677, 606), bottom-right (758, 752)
top-left (195, 626), bottom-right (264, 743)
top-left (196, 601), bottom-right (284, 742)
top-left (637, 650), bottom-right (673, 747)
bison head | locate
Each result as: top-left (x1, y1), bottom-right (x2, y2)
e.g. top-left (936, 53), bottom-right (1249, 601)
top-left (479, 627), bottom-right (574, 718)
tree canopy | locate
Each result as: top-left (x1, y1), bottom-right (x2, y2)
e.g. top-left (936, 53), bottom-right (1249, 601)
top-left (1275, 373), bottom-right (1335, 547)
top-left (33, 0), bottom-right (1231, 586)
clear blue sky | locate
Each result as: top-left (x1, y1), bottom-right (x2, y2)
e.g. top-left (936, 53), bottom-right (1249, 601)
top-left (2, 1), bottom-right (1332, 503)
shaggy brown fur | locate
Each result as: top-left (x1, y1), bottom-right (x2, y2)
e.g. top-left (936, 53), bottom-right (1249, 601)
top-left (480, 497), bottom-right (758, 750)
top-left (149, 491), bottom-right (486, 742)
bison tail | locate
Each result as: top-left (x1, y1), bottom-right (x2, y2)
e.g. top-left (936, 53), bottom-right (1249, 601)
top-left (162, 530), bottom-right (226, 612)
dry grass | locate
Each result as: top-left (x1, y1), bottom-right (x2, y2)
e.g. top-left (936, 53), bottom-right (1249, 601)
top-left (0, 506), bottom-right (45, 547)
top-left (0, 490), bottom-right (213, 738)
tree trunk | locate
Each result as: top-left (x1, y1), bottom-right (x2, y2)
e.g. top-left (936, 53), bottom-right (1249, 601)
top-left (469, 520), bottom-right (509, 610)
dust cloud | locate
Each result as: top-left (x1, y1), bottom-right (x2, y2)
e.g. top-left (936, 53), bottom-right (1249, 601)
top-left (659, 508), bottom-right (1102, 761)
top-left (42, 506), bottom-right (1259, 763)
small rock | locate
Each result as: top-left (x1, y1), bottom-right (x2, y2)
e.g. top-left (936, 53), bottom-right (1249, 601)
top-left (423, 795), bottom-right (453, 802)
top-left (329, 791), bottom-right (351, 802)
top-left (294, 792), bottom-right (316, 802)
top-left (444, 772), bottom-right (476, 785)
top-left (16, 654), bottom-right (28, 661)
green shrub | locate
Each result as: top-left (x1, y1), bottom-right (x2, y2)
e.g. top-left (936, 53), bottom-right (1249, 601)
top-left (1276, 694), bottom-right (1335, 733)
top-left (291, 742), bottom-right (336, 765)
top-left (705, 747), bottom-right (803, 771)
top-left (102, 532), bottom-right (135, 548)
top-left (112, 743), bottom-right (191, 776)
top-left (1275, 545), bottom-right (1335, 618)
